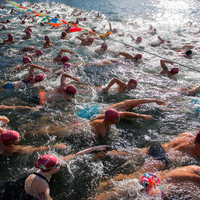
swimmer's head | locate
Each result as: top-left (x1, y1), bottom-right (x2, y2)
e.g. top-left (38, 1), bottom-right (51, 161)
top-left (65, 84), bottom-right (77, 95)
top-left (111, 60), bottom-right (118, 63)
top-left (23, 56), bottom-right (32, 64)
top-left (136, 37), bottom-right (142, 43)
top-left (35, 154), bottom-right (59, 173)
top-left (61, 56), bottom-right (70, 63)
top-left (76, 19), bottom-right (79, 24)
top-left (22, 20), bottom-right (26, 24)
top-left (8, 33), bottom-right (13, 38)
top-left (92, 29), bottom-right (96, 33)
top-left (105, 109), bottom-right (120, 122)
top-left (35, 73), bottom-right (44, 82)
top-left (195, 131), bottom-right (200, 143)
top-left (6, 19), bottom-right (10, 23)
top-left (185, 50), bottom-right (192, 57)
top-left (83, 17), bottom-right (87, 21)
top-left (61, 32), bottom-right (67, 37)
top-left (170, 67), bottom-right (179, 74)
top-left (63, 63), bottom-right (72, 70)
top-left (26, 27), bottom-right (32, 32)
top-left (101, 43), bottom-right (108, 50)
top-left (88, 37), bottom-right (94, 43)
top-left (25, 14), bottom-right (28, 18)
top-left (40, 22), bottom-right (44, 26)
top-left (2, 25), bottom-right (7, 29)
top-left (128, 79), bottom-right (137, 89)
top-left (44, 35), bottom-right (50, 41)
top-left (26, 30), bottom-right (31, 35)
top-left (36, 50), bottom-right (43, 56)
top-left (112, 28), bottom-right (117, 33)
top-left (135, 54), bottom-right (142, 60)
top-left (1, 130), bottom-right (21, 146)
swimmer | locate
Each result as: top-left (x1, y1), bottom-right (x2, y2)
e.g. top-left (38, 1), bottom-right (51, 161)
top-left (0, 19), bottom-right (11, 24)
top-left (115, 52), bottom-right (142, 62)
top-left (27, 50), bottom-right (44, 58)
top-left (159, 59), bottom-right (179, 79)
top-left (25, 145), bottom-right (109, 199)
top-left (76, 17), bottom-right (87, 22)
top-left (1, 33), bottom-right (14, 44)
top-left (95, 43), bottom-right (108, 54)
top-left (0, 62), bottom-right (50, 92)
top-left (43, 35), bottom-right (54, 48)
top-left (76, 36), bottom-right (94, 46)
top-left (148, 24), bottom-right (157, 34)
top-left (108, 21), bottom-right (117, 33)
top-left (127, 34), bottom-right (142, 44)
top-left (53, 49), bottom-right (76, 64)
top-left (60, 31), bottom-right (67, 39)
top-left (150, 36), bottom-right (165, 47)
top-left (79, 29), bottom-right (97, 37)
top-left (94, 12), bottom-right (102, 21)
top-left (0, 24), bottom-right (7, 30)
top-left (71, 11), bottom-right (84, 16)
top-left (10, 8), bottom-right (17, 14)
top-left (21, 30), bottom-right (32, 40)
top-left (175, 46), bottom-right (193, 58)
top-left (20, 46), bottom-right (36, 52)
top-left (101, 78), bottom-right (138, 93)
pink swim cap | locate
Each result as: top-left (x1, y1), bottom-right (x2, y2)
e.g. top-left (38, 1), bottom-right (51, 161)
top-left (6, 19), bottom-right (10, 23)
top-left (63, 62), bottom-right (72, 70)
top-left (35, 154), bottom-right (58, 172)
top-left (61, 56), bottom-right (69, 62)
top-left (26, 30), bottom-right (31, 35)
top-left (136, 37), bottom-right (142, 42)
top-left (170, 68), bottom-right (179, 74)
top-left (65, 84), bottom-right (77, 94)
top-left (136, 54), bottom-right (142, 60)
top-left (22, 20), bottom-right (26, 24)
top-left (45, 35), bottom-right (50, 41)
top-left (62, 31), bottom-right (67, 36)
top-left (196, 131), bottom-right (200, 143)
top-left (128, 79), bottom-right (137, 85)
top-left (36, 50), bottom-right (43, 55)
top-left (8, 33), bottom-right (13, 38)
top-left (2, 25), bottom-right (7, 29)
top-left (35, 73), bottom-right (44, 82)
top-left (1, 130), bottom-right (20, 145)
top-left (23, 56), bottom-right (32, 64)
top-left (105, 109), bottom-right (120, 121)
top-left (88, 38), bottom-right (94, 43)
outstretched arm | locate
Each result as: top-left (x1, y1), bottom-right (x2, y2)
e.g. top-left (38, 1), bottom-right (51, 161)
top-left (60, 73), bottom-right (80, 87)
top-left (101, 77), bottom-right (126, 92)
top-left (115, 52), bottom-right (134, 59)
top-left (7, 63), bottom-right (31, 73)
top-left (62, 145), bottom-right (110, 161)
top-left (119, 112), bottom-right (152, 120)
top-left (0, 105), bottom-right (43, 111)
top-left (160, 59), bottom-right (174, 69)
top-left (57, 49), bottom-right (76, 57)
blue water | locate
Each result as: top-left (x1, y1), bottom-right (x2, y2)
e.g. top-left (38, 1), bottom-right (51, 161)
top-left (1, 0), bottom-right (200, 199)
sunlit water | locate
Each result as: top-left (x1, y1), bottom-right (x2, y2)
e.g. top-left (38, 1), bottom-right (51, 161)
top-left (1, 0), bottom-right (200, 199)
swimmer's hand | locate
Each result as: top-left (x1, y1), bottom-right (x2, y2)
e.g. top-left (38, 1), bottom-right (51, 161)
top-left (69, 51), bottom-right (76, 55)
top-left (54, 143), bottom-right (67, 150)
top-left (91, 145), bottom-right (110, 152)
top-left (140, 114), bottom-right (152, 121)
top-left (44, 68), bottom-right (51, 73)
top-left (74, 77), bottom-right (80, 82)
top-left (156, 100), bottom-right (166, 106)
top-left (31, 105), bottom-right (44, 111)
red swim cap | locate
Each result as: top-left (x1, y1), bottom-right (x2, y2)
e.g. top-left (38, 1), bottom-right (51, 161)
top-left (65, 84), bottom-right (77, 94)
top-left (35, 154), bottom-right (57, 172)
top-left (62, 31), bottom-right (67, 36)
top-left (136, 54), bottom-right (142, 60)
top-left (61, 56), bottom-right (70, 62)
top-left (2, 25), bottom-right (7, 29)
top-left (136, 37), bottom-right (142, 42)
top-left (63, 62), bottom-right (72, 70)
top-left (35, 74), bottom-right (44, 82)
top-left (195, 131), bottom-right (200, 143)
top-left (6, 19), bottom-right (10, 23)
top-left (83, 17), bottom-right (87, 21)
top-left (170, 68), bottom-right (179, 74)
top-left (22, 20), bottom-right (26, 24)
top-left (26, 30), bottom-right (31, 35)
top-left (88, 38), bottom-right (94, 43)
top-left (8, 33), bottom-right (13, 38)
top-left (1, 130), bottom-right (20, 145)
top-left (128, 78), bottom-right (137, 85)
top-left (26, 27), bottom-right (32, 32)
top-left (105, 109), bottom-right (120, 121)
top-left (101, 43), bottom-right (107, 48)
top-left (23, 56), bottom-right (32, 64)
top-left (36, 50), bottom-right (43, 55)
top-left (45, 35), bottom-right (50, 41)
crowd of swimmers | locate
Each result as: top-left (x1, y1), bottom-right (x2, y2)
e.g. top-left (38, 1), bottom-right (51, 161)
top-left (0, 2), bottom-right (200, 199)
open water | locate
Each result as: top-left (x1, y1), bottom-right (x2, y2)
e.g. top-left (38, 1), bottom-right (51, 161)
top-left (1, 0), bottom-right (200, 199)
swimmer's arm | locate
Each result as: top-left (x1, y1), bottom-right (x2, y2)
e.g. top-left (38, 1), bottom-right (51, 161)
top-left (0, 105), bottom-right (42, 111)
top-left (76, 36), bottom-right (85, 42)
top-left (182, 45), bottom-right (194, 50)
top-left (36, 184), bottom-right (52, 200)
top-left (115, 52), bottom-right (133, 59)
top-left (101, 78), bottom-right (126, 92)
top-left (62, 145), bottom-right (110, 161)
top-left (133, 99), bottom-right (166, 106)
top-left (0, 116), bottom-right (9, 125)
top-left (7, 63), bottom-right (31, 73)
top-left (119, 112), bottom-right (152, 120)
top-left (60, 73), bottom-right (80, 86)
top-left (30, 64), bottom-right (50, 73)
top-left (160, 59), bottom-right (174, 69)
top-left (58, 49), bottom-right (76, 56)
top-left (90, 114), bottom-right (105, 121)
